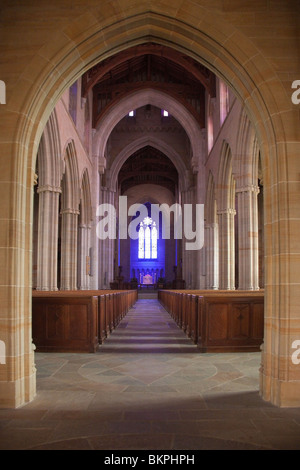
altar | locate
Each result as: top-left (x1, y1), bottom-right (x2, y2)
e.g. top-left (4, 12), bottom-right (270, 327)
top-left (139, 273), bottom-right (157, 289)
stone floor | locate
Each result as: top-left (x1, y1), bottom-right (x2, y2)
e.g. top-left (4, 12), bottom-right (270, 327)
top-left (1, 299), bottom-right (300, 450)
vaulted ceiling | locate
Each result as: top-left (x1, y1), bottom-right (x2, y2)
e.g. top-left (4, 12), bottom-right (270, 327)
top-left (118, 145), bottom-right (178, 194)
top-left (82, 43), bottom-right (216, 129)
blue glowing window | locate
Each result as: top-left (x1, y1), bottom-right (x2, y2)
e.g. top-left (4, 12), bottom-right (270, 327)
top-left (138, 217), bottom-right (157, 259)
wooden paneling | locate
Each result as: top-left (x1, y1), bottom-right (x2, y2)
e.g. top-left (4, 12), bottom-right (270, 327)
top-left (208, 304), bottom-right (228, 341)
top-left (32, 296), bottom-right (98, 353)
top-left (158, 290), bottom-right (264, 353)
top-left (32, 290), bottom-right (138, 353)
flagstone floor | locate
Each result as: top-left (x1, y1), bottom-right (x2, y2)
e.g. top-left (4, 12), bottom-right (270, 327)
top-left (1, 299), bottom-right (300, 450)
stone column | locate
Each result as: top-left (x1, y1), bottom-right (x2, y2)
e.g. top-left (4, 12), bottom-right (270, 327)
top-left (36, 185), bottom-right (61, 291)
top-left (218, 208), bottom-right (236, 289)
top-left (78, 223), bottom-right (91, 290)
top-left (60, 208), bottom-right (79, 290)
top-left (181, 187), bottom-right (195, 289)
top-left (236, 185), bottom-right (260, 290)
top-left (98, 186), bottom-right (116, 289)
top-left (205, 222), bottom-right (219, 289)
top-left (88, 157), bottom-right (101, 290)
top-left (107, 189), bottom-right (116, 286)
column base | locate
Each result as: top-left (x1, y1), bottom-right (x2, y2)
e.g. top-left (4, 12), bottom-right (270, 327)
top-left (260, 371), bottom-right (300, 407)
top-left (0, 373), bottom-right (36, 409)
top-left (0, 349), bottom-right (36, 409)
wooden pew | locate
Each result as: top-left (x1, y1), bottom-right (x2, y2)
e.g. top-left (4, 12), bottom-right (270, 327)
top-left (197, 293), bottom-right (264, 352)
top-left (158, 289), bottom-right (264, 352)
top-left (32, 289), bottom-right (137, 353)
top-left (32, 293), bottom-right (99, 353)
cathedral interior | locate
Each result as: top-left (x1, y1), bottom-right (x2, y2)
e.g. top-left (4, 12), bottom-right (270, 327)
top-left (0, 0), bottom-right (300, 451)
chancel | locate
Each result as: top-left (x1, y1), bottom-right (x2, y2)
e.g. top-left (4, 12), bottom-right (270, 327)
top-left (0, 0), bottom-right (300, 452)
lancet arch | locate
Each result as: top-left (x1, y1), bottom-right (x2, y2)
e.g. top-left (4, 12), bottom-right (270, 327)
top-left (93, 88), bottom-right (203, 173)
top-left (0, 4), bottom-right (298, 408)
top-left (110, 136), bottom-right (187, 193)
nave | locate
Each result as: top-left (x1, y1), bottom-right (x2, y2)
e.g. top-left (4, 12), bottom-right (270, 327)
top-left (1, 299), bottom-right (300, 450)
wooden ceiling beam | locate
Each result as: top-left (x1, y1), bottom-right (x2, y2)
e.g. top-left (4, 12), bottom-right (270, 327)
top-left (94, 82), bottom-right (205, 128)
top-left (82, 43), bottom-right (214, 97)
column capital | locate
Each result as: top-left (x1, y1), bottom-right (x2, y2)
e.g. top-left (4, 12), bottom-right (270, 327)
top-left (236, 184), bottom-right (260, 194)
top-left (37, 184), bottom-right (62, 194)
top-left (217, 208), bottom-right (236, 215)
top-left (61, 208), bottom-right (80, 215)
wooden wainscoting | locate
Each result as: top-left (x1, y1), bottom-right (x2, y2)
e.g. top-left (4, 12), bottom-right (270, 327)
top-left (158, 290), bottom-right (264, 353)
top-left (32, 290), bottom-right (137, 353)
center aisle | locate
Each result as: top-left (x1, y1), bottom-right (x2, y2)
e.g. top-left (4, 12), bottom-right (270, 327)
top-left (100, 298), bottom-right (198, 355)
top-left (5, 298), bottom-right (276, 450)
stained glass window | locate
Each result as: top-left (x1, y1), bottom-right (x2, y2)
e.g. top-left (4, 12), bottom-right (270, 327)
top-left (145, 225), bottom-right (151, 259)
top-left (138, 217), bottom-right (157, 259)
top-left (138, 222), bottom-right (144, 259)
top-left (152, 222), bottom-right (157, 258)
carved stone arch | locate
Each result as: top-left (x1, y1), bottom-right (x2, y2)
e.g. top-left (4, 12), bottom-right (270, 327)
top-left (60, 140), bottom-right (80, 290)
top-left (217, 141), bottom-right (236, 290)
top-left (236, 108), bottom-right (260, 189)
top-left (2, 4), bottom-right (298, 408)
top-left (252, 136), bottom-right (261, 186)
top-left (80, 168), bottom-right (92, 226)
top-left (109, 136), bottom-right (187, 193)
top-left (37, 109), bottom-right (62, 189)
top-left (61, 140), bottom-right (80, 212)
top-left (93, 88), bottom-right (203, 171)
top-left (235, 113), bottom-right (261, 291)
top-left (205, 171), bottom-right (217, 225)
top-left (217, 141), bottom-right (235, 212)
top-left (35, 109), bottom-right (62, 292)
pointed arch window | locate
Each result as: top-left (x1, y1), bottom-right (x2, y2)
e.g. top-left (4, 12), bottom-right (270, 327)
top-left (138, 217), bottom-right (157, 259)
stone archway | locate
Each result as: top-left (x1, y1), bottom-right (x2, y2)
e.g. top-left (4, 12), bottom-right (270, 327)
top-left (92, 88), bottom-right (203, 170)
top-left (110, 136), bottom-right (188, 193)
top-left (0, 4), bottom-right (299, 407)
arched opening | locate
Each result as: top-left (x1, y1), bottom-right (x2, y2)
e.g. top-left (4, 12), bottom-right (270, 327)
top-left (31, 39), bottom-right (274, 402)
top-left (1, 6), bottom-right (298, 409)
top-left (117, 143), bottom-right (179, 288)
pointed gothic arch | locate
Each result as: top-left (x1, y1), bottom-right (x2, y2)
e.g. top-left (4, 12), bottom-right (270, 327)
top-left (93, 88), bottom-right (203, 173)
top-left (80, 169), bottom-right (92, 227)
top-left (78, 169), bottom-right (92, 289)
top-left (217, 142), bottom-right (236, 290)
top-left (0, 4), bottom-right (298, 407)
top-left (110, 136), bottom-right (188, 193)
top-left (61, 140), bottom-right (80, 212)
top-left (37, 109), bottom-right (62, 189)
top-left (235, 110), bottom-right (261, 290)
top-left (35, 110), bottom-right (62, 291)
top-left (60, 140), bottom-right (80, 290)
